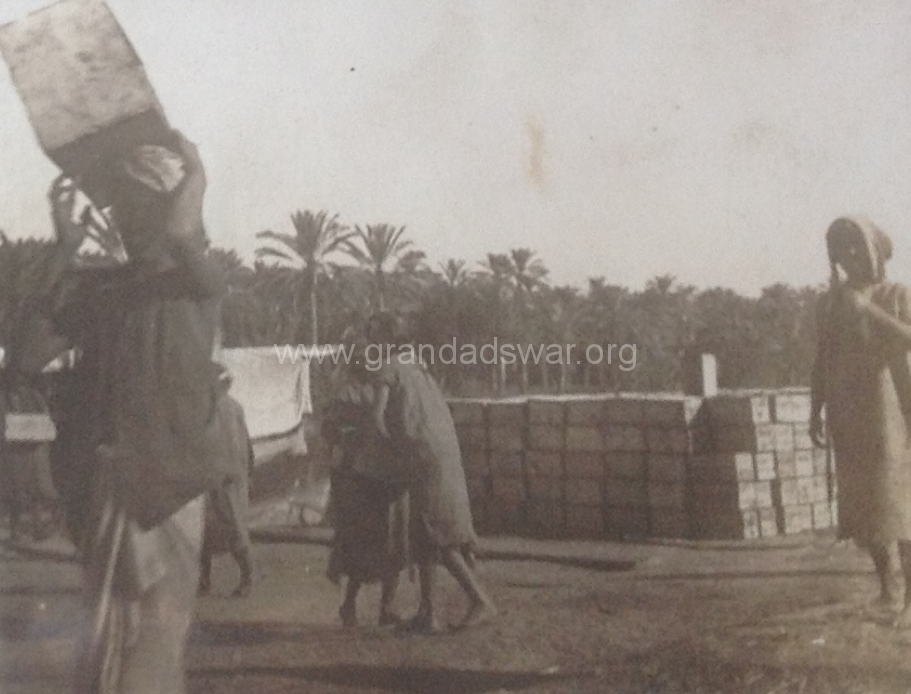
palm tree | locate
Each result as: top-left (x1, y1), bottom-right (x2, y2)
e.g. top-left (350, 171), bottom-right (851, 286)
top-left (255, 210), bottom-right (351, 345)
top-left (481, 248), bottom-right (549, 392)
top-left (344, 224), bottom-right (426, 312)
top-left (580, 278), bottom-right (632, 390)
top-left (541, 285), bottom-right (585, 392)
top-left (506, 247), bottom-right (548, 295)
top-left (439, 258), bottom-right (470, 288)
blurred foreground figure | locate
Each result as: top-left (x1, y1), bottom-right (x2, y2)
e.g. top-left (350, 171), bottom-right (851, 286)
top-left (14, 133), bottom-right (229, 693)
top-left (811, 216), bottom-right (911, 627)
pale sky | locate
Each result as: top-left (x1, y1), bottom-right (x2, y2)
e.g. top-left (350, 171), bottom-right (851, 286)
top-left (1, 0), bottom-right (911, 295)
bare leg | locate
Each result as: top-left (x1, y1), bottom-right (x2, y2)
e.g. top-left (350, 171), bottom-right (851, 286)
top-left (230, 547), bottom-right (253, 598)
top-left (894, 541), bottom-right (911, 627)
top-left (400, 562), bottom-right (442, 633)
top-left (378, 572), bottom-right (401, 626)
top-left (870, 542), bottom-right (900, 608)
top-left (197, 549), bottom-right (212, 596)
top-left (441, 547), bottom-right (497, 629)
top-left (339, 579), bottom-right (360, 627)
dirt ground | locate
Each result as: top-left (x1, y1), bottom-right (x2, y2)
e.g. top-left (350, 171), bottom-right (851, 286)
top-left (6, 522), bottom-right (911, 694)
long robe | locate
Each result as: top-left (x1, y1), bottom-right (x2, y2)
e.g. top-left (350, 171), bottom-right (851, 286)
top-left (202, 392), bottom-right (253, 557)
top-left (813, 223), bottom-right (911, 546)
top-left (375, 354), bottom-right (477, 561)
top-left (323, 381), bottom-right (410, 584)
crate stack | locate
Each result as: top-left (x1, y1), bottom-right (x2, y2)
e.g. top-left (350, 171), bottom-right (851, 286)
top-left (556, 398), bottom-right (607, 539)
top-left (484, 400), bottom-right (529, 534)
top-left (448, 388), bottom-right (836, 542)
top-left (770, 392), bottom-right (836, 534)
top-left (450, 393), bottom-right (712, 541)
top-left (690, 392), bottom-right (777, 539)
top-left (690, 390), bottom-right (835, 539)
top-left (524, 398), bottom-right (568, 538)
top-left (602, 397), bottom-right (649, 540)
top-left (641, 395), bottom-right (705, 539)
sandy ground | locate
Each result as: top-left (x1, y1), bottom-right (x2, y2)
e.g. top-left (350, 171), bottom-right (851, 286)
top-left (5, 517), bottom-right (911, 694)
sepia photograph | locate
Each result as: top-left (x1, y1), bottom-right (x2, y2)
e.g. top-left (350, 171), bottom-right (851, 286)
top-left (1, 1), bottom-right (911, 692)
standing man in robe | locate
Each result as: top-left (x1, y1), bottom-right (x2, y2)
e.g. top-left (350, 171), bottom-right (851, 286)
top-left (812, 216), bottom-right (911, 627)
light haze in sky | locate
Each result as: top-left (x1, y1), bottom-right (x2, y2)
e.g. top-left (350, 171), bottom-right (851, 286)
top-left (1, 0), bottom-right (910, 295)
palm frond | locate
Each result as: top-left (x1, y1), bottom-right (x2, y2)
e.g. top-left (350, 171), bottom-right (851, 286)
top-left (254, 247), bottom-right (298, 264)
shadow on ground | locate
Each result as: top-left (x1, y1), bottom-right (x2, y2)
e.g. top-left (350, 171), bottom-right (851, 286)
top-left (625, 648), bottom-right (911, 694)
top-left (191, 663), bottom-right (586, 693)
top-left (192, 621), bottom-right (388, 647)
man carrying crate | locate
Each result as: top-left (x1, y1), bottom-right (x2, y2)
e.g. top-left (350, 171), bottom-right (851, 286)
top-left (14, 134), bottom-right (229, 694)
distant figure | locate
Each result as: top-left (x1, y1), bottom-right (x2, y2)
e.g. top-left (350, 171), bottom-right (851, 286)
top-left (199, 369), bottom-right (255, 598)
top-left (811, 216), bottom-right (911, 626)
top-left (366, 313), bottom-right (496, 633)
top-left (0, 369), bottom-right (59, 541)
top-left (322, 355), bottom-right (410, 627)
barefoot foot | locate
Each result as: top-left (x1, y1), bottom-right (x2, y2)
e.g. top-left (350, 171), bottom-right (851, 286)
top-left (378, 611), bottom-right (402, 628)
top-left (398, 612), bottom-right (443, 635)
top-left (231, 581), bottom-right (252, 598)
top-left (453, 601), bottom-right (498, 631)
top-left (868, 589), bottom-right (902, 614)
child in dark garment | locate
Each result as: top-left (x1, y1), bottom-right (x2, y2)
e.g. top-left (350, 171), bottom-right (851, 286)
top-left (323, 359), bottom-right (410, 627)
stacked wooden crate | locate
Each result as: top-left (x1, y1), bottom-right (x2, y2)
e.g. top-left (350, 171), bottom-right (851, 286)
top-left (485, 400), bottom-right (528, 534)
top-left (690, 392), bottom-right (777, 539)
top-left (639, 395), bottom-right (704, 540)
top-left (448, 388), bottom-right (836, 542)
top-left (770, 392), bottom-right (835, 534)
top-left (450, 394), bottom-right (709, 540)
top-left (525, 398), bottom-right (568, 538)
top-left (561, 398), bottom-right (608, 538)
top-left (602, 397), bottom-right (649, 540)
top-left (692, 390), bottom-right (835, 539)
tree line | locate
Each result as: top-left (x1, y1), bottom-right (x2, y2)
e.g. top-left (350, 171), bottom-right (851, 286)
top-left (0, 211), bottom-right (825, 397)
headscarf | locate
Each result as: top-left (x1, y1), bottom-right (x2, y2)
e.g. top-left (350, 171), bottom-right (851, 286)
top-left (826, 215), bottom-right (893, 285)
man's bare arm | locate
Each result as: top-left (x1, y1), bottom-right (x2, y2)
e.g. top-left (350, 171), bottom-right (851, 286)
top-left (164, 132), bottom-right (226, 299)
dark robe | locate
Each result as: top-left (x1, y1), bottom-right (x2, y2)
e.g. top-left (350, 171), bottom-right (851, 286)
top-left (323, 381), bottom-right (410, 583)
top-left (42, 256), bottom-right (229, 540)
